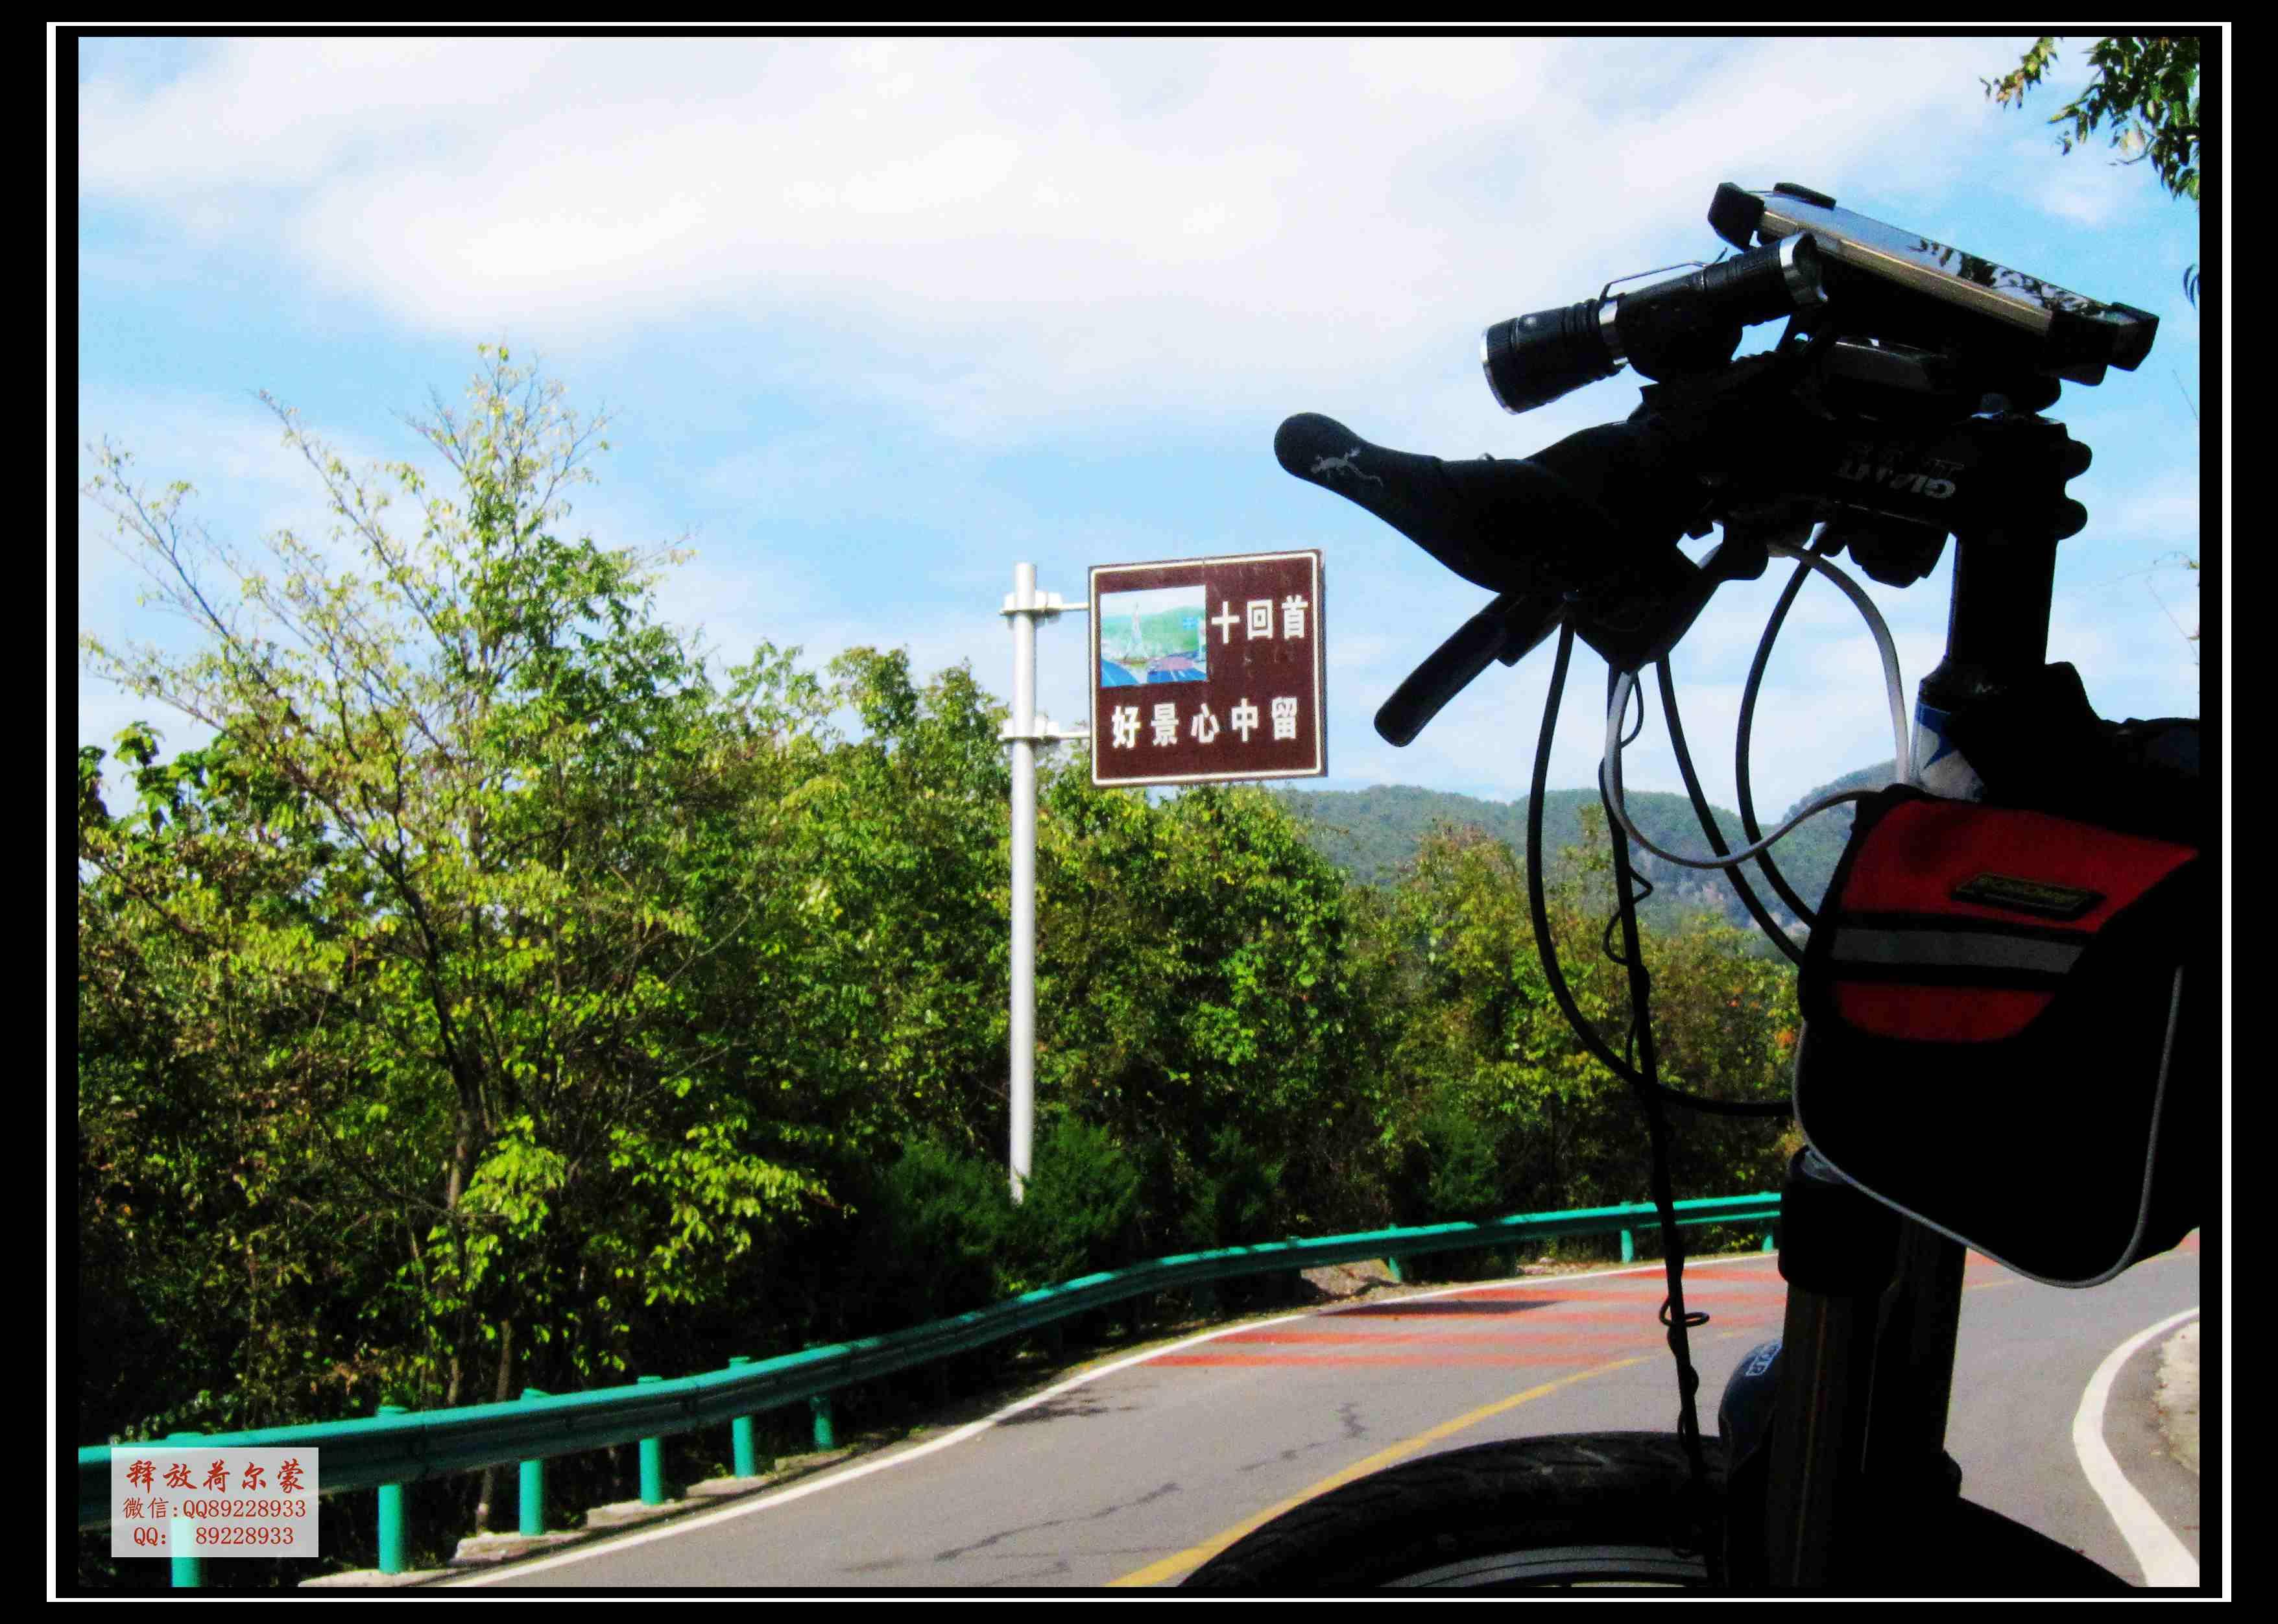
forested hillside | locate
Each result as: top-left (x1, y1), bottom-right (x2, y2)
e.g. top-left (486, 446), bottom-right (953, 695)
top-left (1273, 766), bottom-right (1897, 938)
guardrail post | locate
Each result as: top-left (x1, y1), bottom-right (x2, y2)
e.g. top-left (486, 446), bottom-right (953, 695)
top-left (374, 1406), bottom-right (409, 1576)
top-left (726, 1359), bottom-right (763, 1479)
top-left (1762, 1226), bottom-right (1778, 1253)
top-left (809, 1394), bottom-right (835, 1452)
top-left (1620, 1228), bottom-right (1636, 1263)
top-left (1385, 1255), bottom-right (1403, 1284)
top-left (518, 1389), bottom-right (550, 1535)
top-left (165, 1432), bottom-right (204, 1589)
top-left (636, 1376), bottom-right (669, 1505)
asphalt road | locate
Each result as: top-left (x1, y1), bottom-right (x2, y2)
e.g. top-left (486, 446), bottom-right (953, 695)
top-left (457, 1236), bottom-right (2201, 1591)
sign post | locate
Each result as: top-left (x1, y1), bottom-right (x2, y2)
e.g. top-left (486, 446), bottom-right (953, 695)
top-left (1000, 564), bottom-right (1088, 1203)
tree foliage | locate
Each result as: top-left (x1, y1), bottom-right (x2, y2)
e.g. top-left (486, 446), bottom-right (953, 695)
top-left (81, 348), bottom-right (837, 1435)
top-left (1984, 29), bottom-right (2203, 309)
top-left (1984, 35), bottom-right (2201, 204)
top-left (77, 348), bottom-right (1803, 1542)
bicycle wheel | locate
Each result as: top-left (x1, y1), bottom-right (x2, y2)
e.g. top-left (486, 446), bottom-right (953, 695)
top-left (1183, 1431), bottom-right (1719, 1590)
top-left (1180, 1431), bottom-right (2131, 1593)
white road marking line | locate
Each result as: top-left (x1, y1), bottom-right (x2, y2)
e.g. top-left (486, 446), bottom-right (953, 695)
top-left (2072, 1307), bottom-right (2199, 1588)
top-left (441, 1250), bottom-right (1780, 1584)
top-left (438, 1308), bottom-right (1321, 1584)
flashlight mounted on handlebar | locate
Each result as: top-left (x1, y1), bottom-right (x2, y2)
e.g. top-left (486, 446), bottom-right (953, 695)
top-left (1280, 181), bottom-right (2159, 748)
top-left (1481, 233), bottom-right (1827, 414)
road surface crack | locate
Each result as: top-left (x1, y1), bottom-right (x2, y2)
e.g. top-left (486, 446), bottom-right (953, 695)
top-left (928, 1481), bottom-right (1182, 1564)
top-left (1234, 1400), bottom-right (1367, 1473)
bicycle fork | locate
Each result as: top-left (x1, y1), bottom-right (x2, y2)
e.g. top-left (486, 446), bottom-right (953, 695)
top-left (1721, 1147), bottom-right (1968, 1588)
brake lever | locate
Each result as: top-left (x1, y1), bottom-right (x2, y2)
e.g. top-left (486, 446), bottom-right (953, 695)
top-left (1375, 590), bottom-right (1563, 747)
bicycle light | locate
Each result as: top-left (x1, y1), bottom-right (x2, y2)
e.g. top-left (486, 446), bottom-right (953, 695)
top-left (1483, 236), bottom-right (1824, 416)
top-left (1481, 298), bottom-right (1622, 415)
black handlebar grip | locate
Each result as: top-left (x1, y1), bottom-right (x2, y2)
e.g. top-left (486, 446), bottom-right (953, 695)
top-left (1275, 412), bottom-right (1622, 596)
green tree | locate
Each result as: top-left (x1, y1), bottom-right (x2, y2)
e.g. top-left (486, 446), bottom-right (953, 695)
top-left (767, 647), bottom-right (1012, 1159)
top-left (78, 724), bottom-right (413, 1440)
top-left (1984, 36), bottom-right (2201, 201)
top-left (80, 348), bottom-right (833, 1481)
top-left (1985, 35), bottom-right (2201, 302)
top-left (1031, 773), bottom-right (1387, 1239)
top-left (1380, 811), bottom-right (1792, 1220)
top-left (1385, 822), bottom-right (1628, 1215)
top-left (1007, 1117), bottom-right (1145, 1292)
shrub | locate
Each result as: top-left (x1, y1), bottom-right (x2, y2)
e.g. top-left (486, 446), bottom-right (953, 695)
top-left (1179, 1124), bottom-right (1287, 1252)
top-left (852, 1135), bottom-right (1016, 1326)
top-left (1008, 1117), bottom-right (1144, 1291)
top-left (1391, 1099), bottom-right (1505, 1226)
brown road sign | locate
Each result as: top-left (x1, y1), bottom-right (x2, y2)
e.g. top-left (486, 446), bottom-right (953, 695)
top-left (1090, 550), bottom-right (1325, 788)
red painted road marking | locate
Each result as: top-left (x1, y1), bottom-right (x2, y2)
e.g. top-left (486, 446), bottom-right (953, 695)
top-left (1166, 1276), bottom-right (1789, 1367)
top-left (1163, 1241), bottom-right (2194, 1372)
top-left (1222, 1313), bottom-right (1763, 1334)
top-left (1153, 1351), bottom-right (1732, 1368)
top-left (1206, 1331), bottom-right (1661, 1351)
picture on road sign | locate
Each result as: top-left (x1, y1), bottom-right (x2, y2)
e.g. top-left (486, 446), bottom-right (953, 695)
top-left (1099, 586), bottom-right (1208, 687)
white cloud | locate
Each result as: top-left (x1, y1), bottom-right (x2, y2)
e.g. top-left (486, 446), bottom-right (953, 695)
top-left (80, 35), bottom-right (2062, 450)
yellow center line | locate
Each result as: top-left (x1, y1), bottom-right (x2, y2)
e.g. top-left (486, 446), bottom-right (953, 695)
top-left (1107, 1353), bottom-right (1651, 1588)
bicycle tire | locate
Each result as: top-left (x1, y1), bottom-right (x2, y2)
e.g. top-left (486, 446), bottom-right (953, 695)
top-left (1180, 1431), bottom-right (2130, 1594)
top-left (1184, 1432), bottom-right (1719, 1590)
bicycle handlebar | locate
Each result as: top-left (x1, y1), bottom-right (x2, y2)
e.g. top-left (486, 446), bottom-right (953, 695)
top-left (1277, 409), bottom-right (1725, 738)
top-left (1284, 372), bottom-right (2100, 745)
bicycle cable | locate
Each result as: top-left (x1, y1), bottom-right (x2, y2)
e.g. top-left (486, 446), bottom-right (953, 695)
top-left (1653, 658), bottom-right (1805, 965)
top-left (1524, 628), bottom-right (1789, 1122)
top-left (1736, 534), bottom-right (1839, 929)
top-left (1600, 542), bottom-right (1917, 872)
top-left (1552, 543), bottom-right (1911, 1582)
top-left (1576, 649), bottom-right (1723, 1581)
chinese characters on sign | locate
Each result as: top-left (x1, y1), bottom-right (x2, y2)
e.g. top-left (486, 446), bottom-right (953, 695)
top-left (110, 1446), bottom-right (321, 1558)
top-left (1091, 551), bottom-right (1325, 787)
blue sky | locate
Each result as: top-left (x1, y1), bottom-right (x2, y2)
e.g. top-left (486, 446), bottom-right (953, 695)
top-left (70, 34), bottom-right (2209, 820)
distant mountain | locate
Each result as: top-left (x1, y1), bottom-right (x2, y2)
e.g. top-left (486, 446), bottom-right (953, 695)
top-left (1273, 760), bottom-right (1898, 940)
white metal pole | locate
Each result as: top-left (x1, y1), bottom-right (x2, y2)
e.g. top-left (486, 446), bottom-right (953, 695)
top-left (1008, 562), bottom-right (1037, 1204)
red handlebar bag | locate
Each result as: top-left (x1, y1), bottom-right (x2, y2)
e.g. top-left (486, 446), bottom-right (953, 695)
top-left (1793, 785), bottom-right (2211, 1286)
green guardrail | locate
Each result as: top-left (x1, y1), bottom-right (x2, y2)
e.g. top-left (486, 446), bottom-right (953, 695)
top-left (77, 1190), bottom-right (1780, 1583)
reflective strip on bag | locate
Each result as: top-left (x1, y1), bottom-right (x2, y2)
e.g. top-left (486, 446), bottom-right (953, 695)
top-left (1823, 920), bottom-right (2085, 1042)
top-left (1827, 927), bottom-right (2085, 977)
